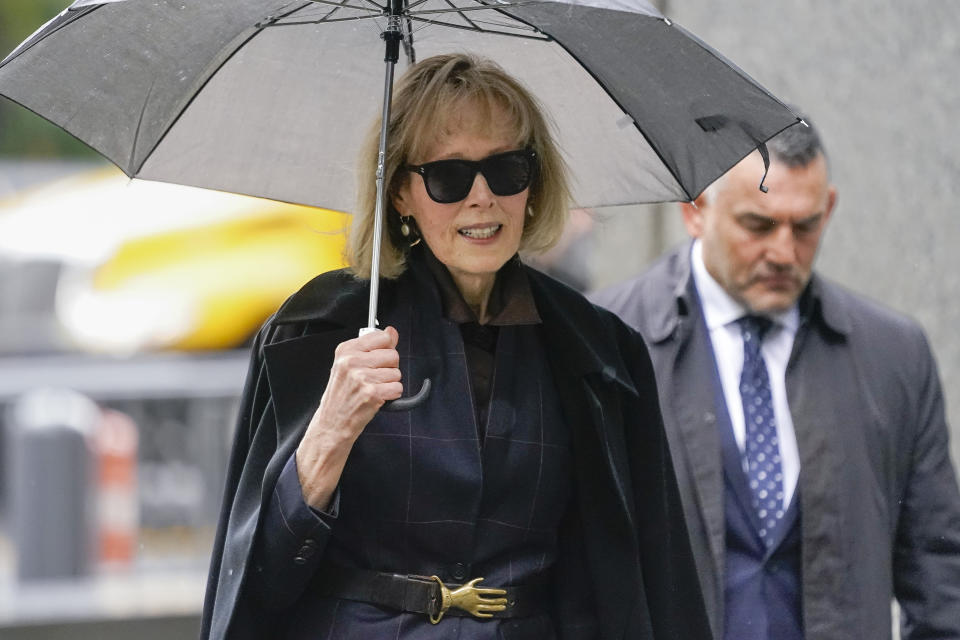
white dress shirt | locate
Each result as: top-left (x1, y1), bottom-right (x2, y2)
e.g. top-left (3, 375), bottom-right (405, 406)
top-left (690, 240), bottom-right (801, 509)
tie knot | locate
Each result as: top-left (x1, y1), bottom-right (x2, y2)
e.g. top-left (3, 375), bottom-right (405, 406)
top-left (738, 315), bottom-right (773, 343)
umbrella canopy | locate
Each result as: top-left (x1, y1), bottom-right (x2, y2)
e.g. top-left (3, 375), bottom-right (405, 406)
top-left (0, 0), bottom-right (798, 212)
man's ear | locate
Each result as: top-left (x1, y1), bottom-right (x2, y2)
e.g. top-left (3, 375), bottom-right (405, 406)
top-left (680, 194), bottom-right (708, 238)
top-left (824, 184), bottom-right (838, 224)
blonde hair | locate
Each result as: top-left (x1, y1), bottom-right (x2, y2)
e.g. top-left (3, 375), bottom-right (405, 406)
top-left (348, 53), bottom-right (571, 279)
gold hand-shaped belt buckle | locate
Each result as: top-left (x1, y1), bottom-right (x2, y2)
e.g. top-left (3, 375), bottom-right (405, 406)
top-left (428, 575), bottom-right (508, 624)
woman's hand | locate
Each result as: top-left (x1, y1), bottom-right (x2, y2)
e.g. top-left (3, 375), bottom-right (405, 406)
top-left (295, 326), bottom-right (402, 510)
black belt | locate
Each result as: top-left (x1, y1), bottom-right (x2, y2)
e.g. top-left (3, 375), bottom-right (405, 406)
top-left (315, 561), bottom-right (548, 623)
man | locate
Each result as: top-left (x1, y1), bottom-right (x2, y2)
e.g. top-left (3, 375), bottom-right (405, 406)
top-left (591, 120), bottom-right (960, 640)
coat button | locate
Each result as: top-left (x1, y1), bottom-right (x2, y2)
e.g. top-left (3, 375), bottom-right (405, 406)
top-left (450, 563), bottom-right (468, 581)
top-left (294, 539), bottom-right (317, 565)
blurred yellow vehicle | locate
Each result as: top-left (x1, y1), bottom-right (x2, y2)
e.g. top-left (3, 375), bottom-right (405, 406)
top-left (59, 206), bottom-right (349, 352)
top-left (0, 166), bottom-right (349, 353)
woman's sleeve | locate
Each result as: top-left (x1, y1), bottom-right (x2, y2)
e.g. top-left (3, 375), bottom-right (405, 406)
top-left (246, 452), bottom-right (340, 610)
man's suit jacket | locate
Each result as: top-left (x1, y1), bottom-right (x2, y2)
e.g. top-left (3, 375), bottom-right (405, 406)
top-left (592, 243), bottom-right (960, 640)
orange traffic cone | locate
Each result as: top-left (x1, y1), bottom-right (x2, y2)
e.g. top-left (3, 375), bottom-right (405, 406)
top-left (94, 408), bottom-right (139, 568)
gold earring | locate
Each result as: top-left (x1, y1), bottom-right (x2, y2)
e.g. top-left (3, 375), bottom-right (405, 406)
top-left (399, 215), bottom-right (421, 247)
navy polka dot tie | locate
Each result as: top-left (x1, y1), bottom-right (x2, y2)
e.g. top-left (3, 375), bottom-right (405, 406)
top-left (738, 315), bottom-right (785, 548)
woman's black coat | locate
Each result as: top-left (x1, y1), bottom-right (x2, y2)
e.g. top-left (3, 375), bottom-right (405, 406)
top-left (200, 265), bottom-right (710, 640)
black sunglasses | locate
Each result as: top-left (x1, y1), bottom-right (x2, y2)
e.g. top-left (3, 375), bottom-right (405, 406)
top-left (405, 149), bottom-right (537, 204)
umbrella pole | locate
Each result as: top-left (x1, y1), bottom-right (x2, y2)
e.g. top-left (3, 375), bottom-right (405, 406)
top-left (366, 1), bottom-right (431, 411)
top-left (366, 61), bottom-right (396, 331)
top-left (366, 2), bottom-right (404, 332)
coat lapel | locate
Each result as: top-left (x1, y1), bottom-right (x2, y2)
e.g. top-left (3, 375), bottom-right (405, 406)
top-left (262, 269), bottom-right (373, 450)
top-left (664, 308), bottom-right (728, 588)
top-left (643, 250), bottom-right (728, 594)
top-left (263, 329), bottom-right (356, 449)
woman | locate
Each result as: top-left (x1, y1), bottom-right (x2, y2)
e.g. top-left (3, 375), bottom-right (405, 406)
top-left (202, 53), bottom-right (709, 640)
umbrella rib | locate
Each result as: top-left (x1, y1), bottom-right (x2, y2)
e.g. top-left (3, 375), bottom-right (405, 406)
top-left (441, 0), bottom-right (482, 31)
top-left (131, 2), bottom-right (316, 175)
top-left (406, 1), bottom-right (549, 37)
top-left (386, 0), bottom-right (546, 11)
top-left (0, 5), bottom-right (99, 69)
top-left (276, 0), bottom-right (548, 24)
top-left (406, 15), bottom-right (548, 39)
top-left (302, 0), bottom-right (384, 14)
top-left (275, 0), bottom-right (379, 24)
top-left (267, 5), bottom-right (549, 39)
top-left (408, 2), bottom-right (548, 17)
top-left (260, 1), bottom-right (329, 26)
top-left (128, 79), bottom-right (157, 172)
top-left (489, 7), bottom-right (693, 200)
top-left (402, 12), bottom-right (417, 63)
top-left (266, 15), bottom-right (383, 25)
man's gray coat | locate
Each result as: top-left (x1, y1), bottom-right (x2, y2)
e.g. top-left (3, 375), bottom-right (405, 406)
top-left (592, 243), bottom-right (960, 640)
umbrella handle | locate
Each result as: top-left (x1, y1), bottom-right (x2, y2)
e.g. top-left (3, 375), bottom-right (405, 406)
top-left (359, 327), bottom-right (432, 411)
top-left (382, 378), bottom-right (432, 412)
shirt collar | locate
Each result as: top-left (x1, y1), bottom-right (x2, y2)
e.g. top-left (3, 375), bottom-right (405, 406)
top-left (420, 244), bottom-right (541, 326)
top-left (690, 239), bottom-right (799, 334)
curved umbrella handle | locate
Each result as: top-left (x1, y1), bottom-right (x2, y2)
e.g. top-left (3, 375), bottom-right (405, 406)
top-left (382, 378), bottom-right (431, 412)
top-left (358, 327), bottom-right (431, 411)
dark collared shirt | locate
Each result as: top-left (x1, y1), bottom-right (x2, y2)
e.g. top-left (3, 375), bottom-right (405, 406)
top-left (421, 246), bottom-right (541, 437)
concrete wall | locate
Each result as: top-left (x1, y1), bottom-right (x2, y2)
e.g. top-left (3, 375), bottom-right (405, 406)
top-left (590, 1), bottom-right (960, 469)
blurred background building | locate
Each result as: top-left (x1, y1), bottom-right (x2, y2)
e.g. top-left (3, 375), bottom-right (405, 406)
top-left (0, 1), bottom-right (957, 638)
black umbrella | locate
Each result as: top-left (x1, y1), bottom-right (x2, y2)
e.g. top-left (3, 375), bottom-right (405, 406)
top-left (0, 0), bottom-right (799, 406)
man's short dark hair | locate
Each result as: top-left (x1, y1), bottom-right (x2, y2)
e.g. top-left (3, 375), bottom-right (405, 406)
top-left (767, 112), bottom-right (826, 168)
